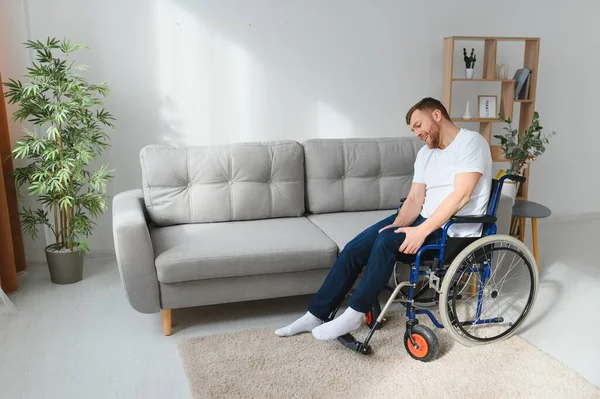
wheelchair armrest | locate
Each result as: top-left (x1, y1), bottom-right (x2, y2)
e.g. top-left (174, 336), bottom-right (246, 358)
top-left (450, 214), bottom-right (497, 224)
top-left (502, 174), bottom-right (526, 184)
top-left (397, 197), bottom-right (407, 212)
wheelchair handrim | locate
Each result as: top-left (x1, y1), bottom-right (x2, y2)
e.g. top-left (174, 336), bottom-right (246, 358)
top-left (450, 246), bottom-right (535, 342)
top-left (438, 234), bottom-right (539, 347)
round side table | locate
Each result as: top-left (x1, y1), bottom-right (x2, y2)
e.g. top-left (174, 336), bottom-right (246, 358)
top-left (511, 199), bottom-right (552, 268)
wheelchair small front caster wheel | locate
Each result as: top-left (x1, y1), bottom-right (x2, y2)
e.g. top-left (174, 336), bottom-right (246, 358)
top-left (366, 300), bottom-right (383, 330)
top-left (404, 325), bottom-right (439, 362)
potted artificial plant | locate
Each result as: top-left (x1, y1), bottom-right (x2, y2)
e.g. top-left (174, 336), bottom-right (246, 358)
top-left (494, 111), bottom-right (554, 201)
top-left (463, 48), bottom-right (476, 79)
top-left (3, 38), bottom-right (114, 284)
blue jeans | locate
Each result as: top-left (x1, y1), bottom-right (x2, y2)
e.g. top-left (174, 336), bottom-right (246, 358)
top-left (307, 210), bottom-right (443, 321)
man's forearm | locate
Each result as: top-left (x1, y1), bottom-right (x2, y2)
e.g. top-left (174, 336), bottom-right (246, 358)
top-left (395, 198), bottom-right (422, 226)
top-left (418, 191), bottom-right (469, 235)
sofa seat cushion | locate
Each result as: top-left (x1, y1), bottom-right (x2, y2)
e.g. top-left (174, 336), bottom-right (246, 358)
top-left (307, 210), bottom-right (397, 252)
top-left (150, 217), bottom-right (338, 283)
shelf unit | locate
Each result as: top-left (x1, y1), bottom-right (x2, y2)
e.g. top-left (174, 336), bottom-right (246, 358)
top-left (441, 36), bottom-right (540, 200)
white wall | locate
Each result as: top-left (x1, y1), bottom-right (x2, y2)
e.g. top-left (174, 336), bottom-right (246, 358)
top-left (1, 0), bottom-right (598, 263)
top-left (0, 0), bottom-right (46, 261)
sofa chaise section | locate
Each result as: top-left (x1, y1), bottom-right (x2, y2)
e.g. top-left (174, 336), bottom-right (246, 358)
top-left (306, 210), bottom-right (396, 252)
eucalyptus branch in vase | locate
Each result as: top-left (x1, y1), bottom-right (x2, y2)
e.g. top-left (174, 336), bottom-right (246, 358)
top-left (494, 111), bottom-right (555, 176)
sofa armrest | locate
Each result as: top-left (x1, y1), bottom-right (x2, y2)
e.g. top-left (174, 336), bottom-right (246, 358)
top-left (112, 189), bottom-right (160, 314)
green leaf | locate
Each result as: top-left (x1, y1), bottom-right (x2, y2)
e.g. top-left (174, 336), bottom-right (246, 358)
top-left (495, 111), bottom-right (555, 171)
top-left (58, 195), bottom-right (74, 209)
top-left (46, 125), bottom-right (59, 140)
top-left (74, 64), bottom-right (90, 71)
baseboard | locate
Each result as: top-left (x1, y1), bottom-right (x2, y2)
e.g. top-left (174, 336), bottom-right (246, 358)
top-left (25, 249), bottom-right (116, 268)
top-left (85, 250), bottom-right (117, 261)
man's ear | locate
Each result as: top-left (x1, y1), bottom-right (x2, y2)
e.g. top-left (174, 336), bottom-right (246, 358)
top-left (432, 109), bottom-right (442, 122)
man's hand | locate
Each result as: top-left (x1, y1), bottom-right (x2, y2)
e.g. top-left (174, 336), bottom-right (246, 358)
top-left (378, 224), bottom-right (399, 233)
top-left (378, 213), bottom-right (414, 233)
top-left (394, 226), bottom-right (429, 254)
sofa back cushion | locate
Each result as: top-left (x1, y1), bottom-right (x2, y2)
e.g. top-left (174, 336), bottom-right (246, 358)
top-left (140, 141), bottom-right (305, 225)
top-left (303, 137), bottom-right (423, 214)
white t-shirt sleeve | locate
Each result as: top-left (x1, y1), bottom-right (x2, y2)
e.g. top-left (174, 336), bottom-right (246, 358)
top-left (456, 135), bottom-right (490, 175)
top-left (412, 147), bottom-right (426, 184)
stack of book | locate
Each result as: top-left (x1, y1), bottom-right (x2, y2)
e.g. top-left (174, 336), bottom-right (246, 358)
top-left (513, 68), bottom-right (531, 100)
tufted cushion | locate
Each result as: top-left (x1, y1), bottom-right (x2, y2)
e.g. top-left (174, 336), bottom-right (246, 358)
top-left (140, 141), bottom-right (305, 225)
top-left (303, 137), bottom-right (423, 214)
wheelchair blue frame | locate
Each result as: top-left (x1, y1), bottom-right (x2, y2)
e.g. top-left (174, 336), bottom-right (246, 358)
top-left (334, 174), bottom-right (527, 356)
top-left (403, 174), bottom-right (525, 329)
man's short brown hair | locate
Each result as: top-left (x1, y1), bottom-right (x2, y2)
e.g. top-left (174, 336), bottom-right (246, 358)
top-left (405, 97), bottom-right (451, 125)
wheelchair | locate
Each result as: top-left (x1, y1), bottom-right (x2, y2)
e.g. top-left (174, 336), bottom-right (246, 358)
top-left (327, 174), bottom-right (539, 362)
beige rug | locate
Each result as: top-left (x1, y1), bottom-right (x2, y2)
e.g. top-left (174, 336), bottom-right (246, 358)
top-left (177, 310), bottom-right (599, 399)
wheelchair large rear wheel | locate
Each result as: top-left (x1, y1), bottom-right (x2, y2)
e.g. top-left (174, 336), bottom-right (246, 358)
top-left (439, 235), bottom-right (539, 347)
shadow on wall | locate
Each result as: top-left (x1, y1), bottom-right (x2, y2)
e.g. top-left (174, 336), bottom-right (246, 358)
top-left (152, 0), bottom-right (417, 147)
top-left (155, 0), bottom-right (277, 147)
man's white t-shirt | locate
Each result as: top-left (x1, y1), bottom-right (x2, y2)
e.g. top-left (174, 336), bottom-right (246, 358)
top-left (413, 128), bottom-right (492, 237)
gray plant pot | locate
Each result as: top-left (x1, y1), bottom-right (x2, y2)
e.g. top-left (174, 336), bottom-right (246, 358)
top-left (45, 245), bottom-right (84, 284)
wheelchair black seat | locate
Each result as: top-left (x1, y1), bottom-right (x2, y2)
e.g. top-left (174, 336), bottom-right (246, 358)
top-left (443, 237), bottom-right (480, 262)
top-left (394, 236), bottom-right (479, 267)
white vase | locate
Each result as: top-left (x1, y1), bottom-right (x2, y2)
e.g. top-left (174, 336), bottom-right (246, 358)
top-left (462, 100), bottom-right (472, 119)
top-left (497, 63), bottom-right (509, 80)
top-left (465, 68), bottom-right (474, 79)
top-left (501, 181), bottom-right (518, 205)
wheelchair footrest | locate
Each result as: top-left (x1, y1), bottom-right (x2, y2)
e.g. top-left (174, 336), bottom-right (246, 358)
top-left (337, 333), bottom-right (372, 355)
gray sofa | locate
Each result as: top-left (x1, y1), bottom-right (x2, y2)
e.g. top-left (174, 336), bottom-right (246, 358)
top-left (112, 137), bottom-right (512, 335)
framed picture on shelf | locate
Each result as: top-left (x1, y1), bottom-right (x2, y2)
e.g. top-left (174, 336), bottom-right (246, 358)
top-left (478, 95), bottom-right (497, 119)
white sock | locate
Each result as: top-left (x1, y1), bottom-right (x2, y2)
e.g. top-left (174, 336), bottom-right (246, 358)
top-left (275, 311), bottom-right (323, 337)
top-left (311, 307), bottom-right (364, 341)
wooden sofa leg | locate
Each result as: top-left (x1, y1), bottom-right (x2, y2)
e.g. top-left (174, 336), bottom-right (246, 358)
top-left (161, 309), bottom-right (172, 336)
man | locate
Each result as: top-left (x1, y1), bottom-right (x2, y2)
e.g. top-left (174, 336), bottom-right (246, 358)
top-left (275, 97), bottom-right (492, 341)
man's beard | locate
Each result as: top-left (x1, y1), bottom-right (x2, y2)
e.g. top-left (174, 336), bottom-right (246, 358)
top-left (427, 124), bottom-right (441, 149)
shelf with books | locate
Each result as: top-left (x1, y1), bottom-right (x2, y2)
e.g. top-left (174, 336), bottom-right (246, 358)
top-left (441, 36), bottom-right (540, 201)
